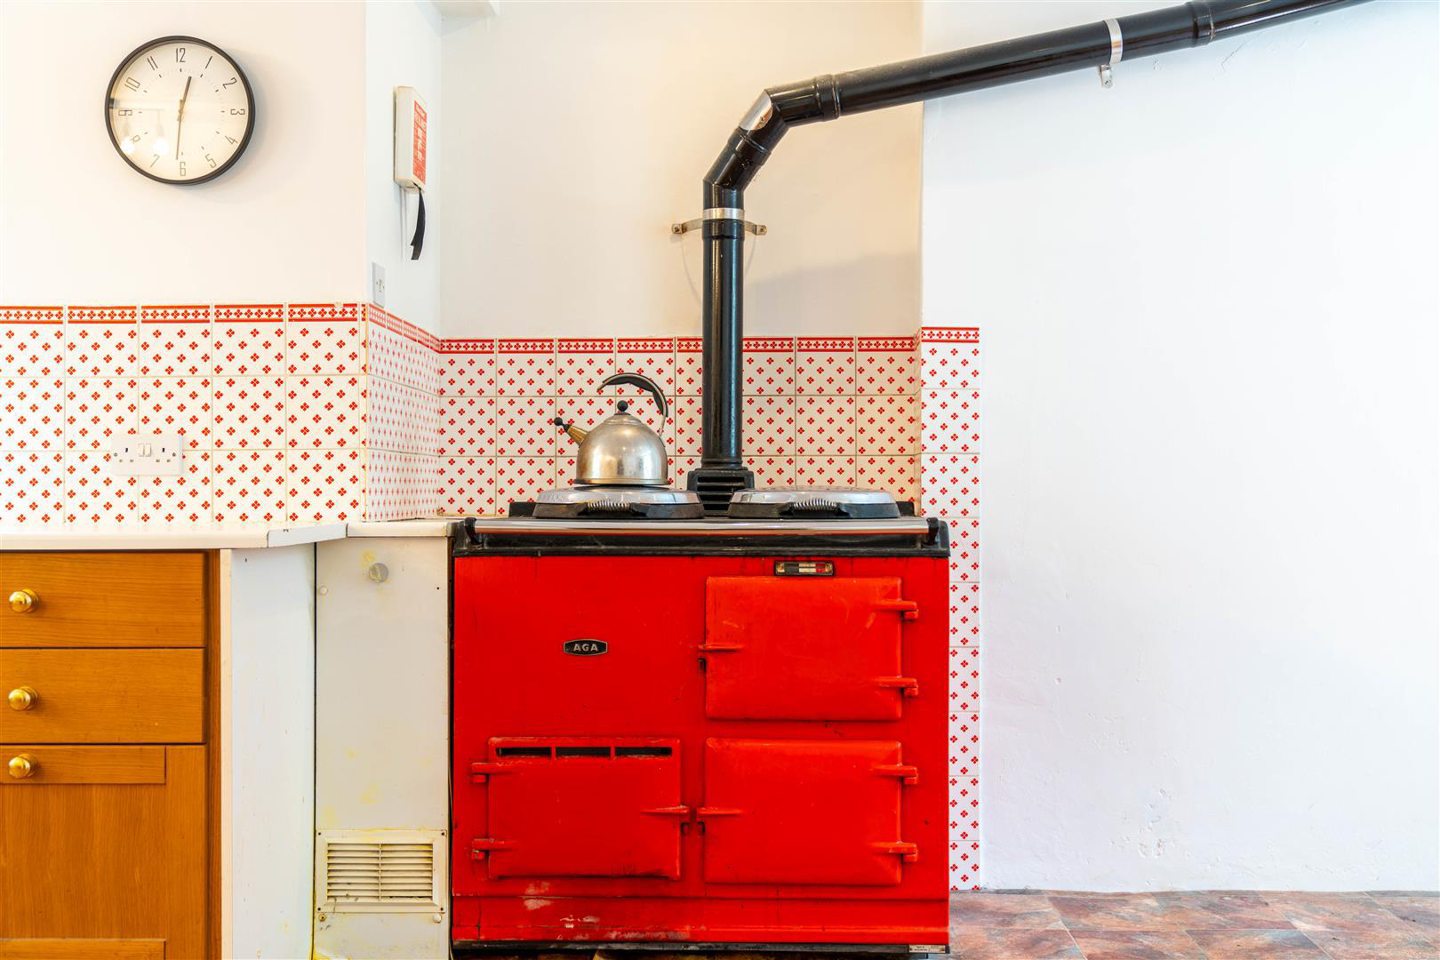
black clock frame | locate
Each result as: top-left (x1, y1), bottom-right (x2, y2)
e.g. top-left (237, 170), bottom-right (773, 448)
top-left (104, 35), bottom-right (256, 186)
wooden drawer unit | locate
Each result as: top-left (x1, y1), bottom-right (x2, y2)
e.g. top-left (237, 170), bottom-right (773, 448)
top-left (1, 649), bottom-right (203, 744)
top-left (0, 745), bottom-right (206, 959)
top-left (0, 552), bottom-right (206, 648)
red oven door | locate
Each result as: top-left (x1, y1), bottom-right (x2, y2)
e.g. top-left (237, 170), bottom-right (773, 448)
top-left (703, 576), bottom-right (920, 720)
top-left (474, 737), bottom-right (686, 880)
top-left (699, 738), bottom-right (918, 886)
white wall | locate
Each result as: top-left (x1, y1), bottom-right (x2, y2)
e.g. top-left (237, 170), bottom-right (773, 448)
top-left (366, 0), bottom-right (444, 328)
top-left (0, 1), bottom-right (366, 303)
top-left (922, 1), bottom-right (1439, 889)
top-left (440, 1), bottom-right (921, 338)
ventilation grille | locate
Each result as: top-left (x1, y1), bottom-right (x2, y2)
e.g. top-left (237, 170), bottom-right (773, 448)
top-left (319, 832), bottom-right (441, 914)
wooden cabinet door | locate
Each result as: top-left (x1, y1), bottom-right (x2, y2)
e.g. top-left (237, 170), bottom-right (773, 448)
top-left (0, 746), bottom-right (207, 959)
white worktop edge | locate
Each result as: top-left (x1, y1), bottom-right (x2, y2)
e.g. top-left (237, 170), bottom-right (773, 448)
top-left (0, 521), bottom-right (350, 551)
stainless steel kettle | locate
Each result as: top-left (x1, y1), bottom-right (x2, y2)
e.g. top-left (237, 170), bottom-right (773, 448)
top-left (555, 373), bottom-right (670, 486)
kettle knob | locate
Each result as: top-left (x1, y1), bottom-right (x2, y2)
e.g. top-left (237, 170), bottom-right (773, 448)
top-left (600, 373), bottom-right (668, 418)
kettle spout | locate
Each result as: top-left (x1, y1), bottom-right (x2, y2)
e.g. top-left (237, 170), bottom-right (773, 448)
top-left (553, 417), bottom-right (589, 446)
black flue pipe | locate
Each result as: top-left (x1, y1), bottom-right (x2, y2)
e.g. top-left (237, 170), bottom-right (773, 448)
top-left (689, 0), bottom-right (1369, 510)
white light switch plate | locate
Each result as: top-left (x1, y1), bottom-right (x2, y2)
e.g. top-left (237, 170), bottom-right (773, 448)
top-left (111, 433), bottom-right (184, 476)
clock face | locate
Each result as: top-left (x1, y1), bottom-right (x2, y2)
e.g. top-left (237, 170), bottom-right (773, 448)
top-left (105, 36), bottom-right (255, 185)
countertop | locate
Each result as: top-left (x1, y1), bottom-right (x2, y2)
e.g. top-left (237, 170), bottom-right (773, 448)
top-left (0, 518), bottom-right (459, 551)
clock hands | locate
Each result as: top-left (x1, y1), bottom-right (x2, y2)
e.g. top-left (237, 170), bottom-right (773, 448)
top-left (175, 76), bottom-right (192, 161)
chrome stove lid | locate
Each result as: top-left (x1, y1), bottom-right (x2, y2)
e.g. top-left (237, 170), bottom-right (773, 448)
top-left (727, 486), bottom-right (904, 520)
top-left (536, 486), bottom-right (700, 505)
top-left (529, 485), bottom-right (704, 520)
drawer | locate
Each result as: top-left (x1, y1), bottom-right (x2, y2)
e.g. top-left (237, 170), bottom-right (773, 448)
top-left (0, 552), bottom-right (206, 648)
top-left (0, 649), bottom-right (203, 743)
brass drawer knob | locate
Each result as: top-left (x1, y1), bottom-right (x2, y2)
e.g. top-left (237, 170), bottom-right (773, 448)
top-left (7, 686), bottom-right (37, 711)
top-left (7, 754), bottom-right (36, 779)
top-left (8, 589), bottom-right (38, 613)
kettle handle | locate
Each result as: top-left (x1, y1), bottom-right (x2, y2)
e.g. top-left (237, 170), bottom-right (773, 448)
top-left (601, 372), bottom-right (668, 418)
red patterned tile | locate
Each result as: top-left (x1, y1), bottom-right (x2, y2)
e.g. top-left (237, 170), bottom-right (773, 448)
top-left (437, 456), bottom-right (496, 516)
top-left (0, 377), bottom-right (63, 451)
top-left (948, 708), bottom-right (980, 774)
top-left (947, 517), bottom-right (980, 583)
top-left (64, 377), bottom-right (137, 451)
top-left (495, 456), bottom-right (555, 513)
top-left (857, 394), bottom-right (919, 455)
top-left (496, 339), bottom-right (555, 396)
top-left (747, 455), bottom-right (794, 488)
top-left (742, 337), bottom-right (794, 396)
top-left (0, 308), bottom-right (65, 378)
top-left (921, 389), bottom-right (980, 454)
top-left (742, 395), bottom-right (794, 456)
top-left (365, 308), bottom-right (439, 392)
top-left (919, 327), bottom-right (980, 392)
top-left (950, 647), bottom-right (980, 712)
top-left (857, 337), bottom-right (918, 395)
top-left (556, 338), bottom-right (615, 396)
top-left (286, 375), bottom-right (365, 450)
top-left (0, 450), bottom-right (64, 524)
top-left (495, 396), bottom-right (557, 458)
top-left (615, 338), bottom-right (675, 400)
top-left (674, 395), bottom-right (703, 456)
top-left (856, 454), bottom-right (918, 507)
top-left (921, 453), bottom-right (980, 518)
top-left (364, 450), bottom-right (438, 520)
top-left (212, 448), bottom-right (286, 523)
top-left (440, 395), bottom-right (496, 456)
top-left (63, 451), bottom-right (124, 523)
top-left (213, 377), bottom-right (285, 450)
top-left (440, 341), bottom-right (495, 396)
top-left (287, 302), bottom-right (362, 375)
top-left (214, 305), bottom-right (285, 377)
top-left (286, 448), bottom-right (364, 522)
top-left (128, 451), bottom-right (212, 523)
top-left (795, 456), bottom-right (857, 488)
top-left (795, 395), bottom-right (855, 456)
top-left (136, 377), bottom-right (211, 450)
top-left (675, 338), bottom-right (703, 396)
top-left (66, 308), bottom-right (138, 377)
top-left (950, 581), bottom-right (981, 645)
top-left (138, 305), bottom-right (211, 378)
top-left (368, 376), bottom-right (439, 455)
top-left (796, 338), bottom-right (855, 396)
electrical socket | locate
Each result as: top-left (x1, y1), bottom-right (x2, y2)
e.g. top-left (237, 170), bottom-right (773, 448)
top-left (371, 261), bottom-right (387, 307)
top-left (111, 433), bottom-right (184, 477)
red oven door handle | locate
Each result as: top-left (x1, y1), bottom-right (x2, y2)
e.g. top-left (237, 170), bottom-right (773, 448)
top-left (873, 598), bottom-right (920, 621)
top-left (470, 837), bottom-right (515, 861)
top-left (642, 805), bottom-right (692, 818)
top-left (697, 643), bottom-right (743, 653)
top-left (696, 806), bottom-right (743, 818)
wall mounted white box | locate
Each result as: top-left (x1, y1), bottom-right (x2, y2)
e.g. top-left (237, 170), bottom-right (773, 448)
top-left (314, 533), bottom-right (451, 958)
top-left (110, 433), bottom-right (183, 476)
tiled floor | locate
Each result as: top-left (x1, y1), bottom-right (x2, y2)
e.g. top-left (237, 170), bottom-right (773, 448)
top-left (948, 891), bottom-right (1439, 959)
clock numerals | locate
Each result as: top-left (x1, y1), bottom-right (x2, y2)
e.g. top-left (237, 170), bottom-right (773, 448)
top-left (109, 37), bottom-right (252, 184)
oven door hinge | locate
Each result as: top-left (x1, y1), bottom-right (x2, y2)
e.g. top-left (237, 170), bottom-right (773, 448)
top-left (875, 675), bottom-right (921, 698)
top-left (874, 598), bottom-right (920, 620)
top-left (873, 840), bottom-right (920, 863)
top-left (874, 762), bottom-right (920, 785)
top-left (470, 837), bottom-right (515, 861)
top-left (469, 761), bottom-right (511, 783)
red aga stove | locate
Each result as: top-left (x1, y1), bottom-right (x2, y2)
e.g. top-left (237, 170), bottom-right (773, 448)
top-left (451, 489), bottom-right (951, 954)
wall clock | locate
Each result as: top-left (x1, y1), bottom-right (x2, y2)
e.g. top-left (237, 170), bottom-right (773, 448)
top-left (105, 36), bottom-right (255, 185)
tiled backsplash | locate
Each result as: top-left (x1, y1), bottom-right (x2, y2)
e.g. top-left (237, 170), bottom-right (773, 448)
top-left (0, 302), bottom-right (982, 888)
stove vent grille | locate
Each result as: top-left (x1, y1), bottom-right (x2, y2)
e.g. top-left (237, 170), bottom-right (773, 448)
top-left (318, 830), bottom-right (442, 914)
